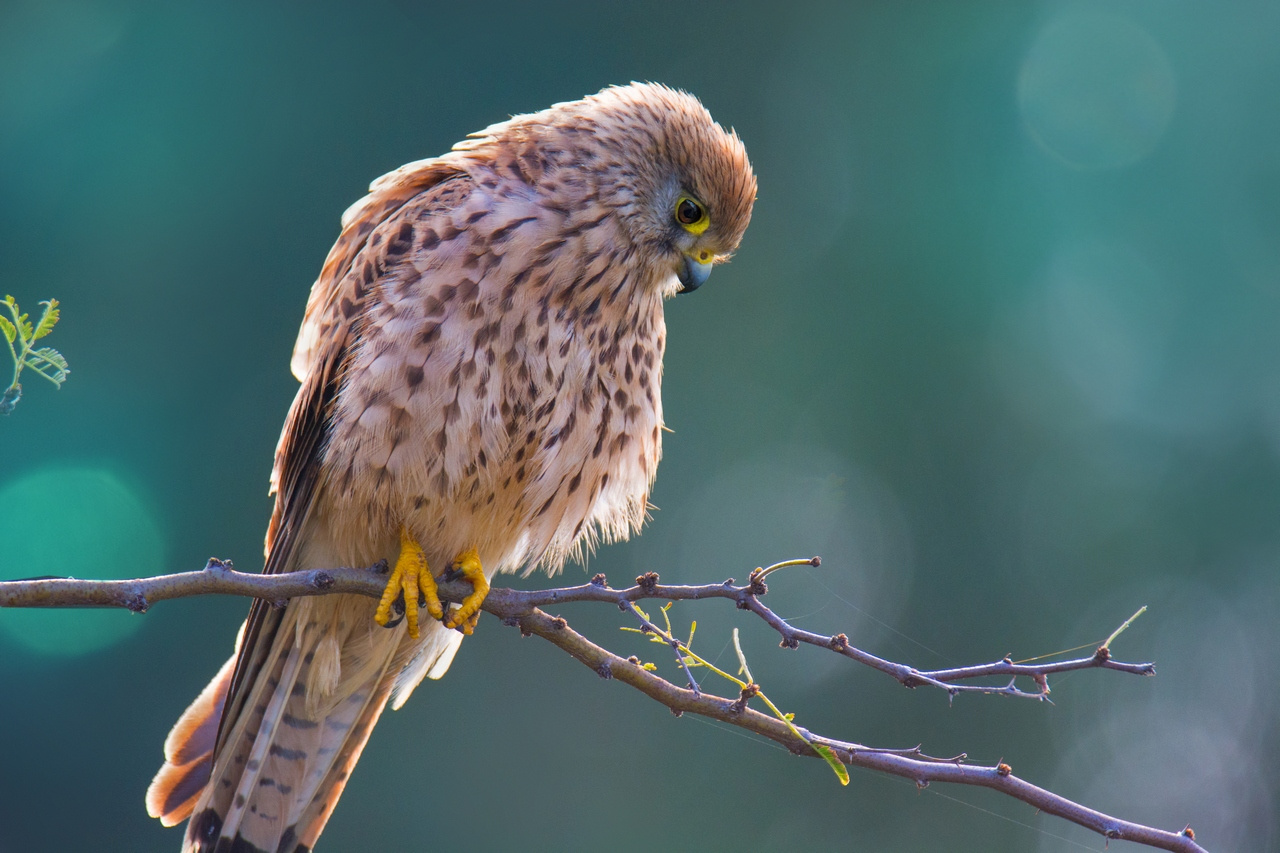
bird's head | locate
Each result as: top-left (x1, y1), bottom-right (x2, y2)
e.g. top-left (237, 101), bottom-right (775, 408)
top-left (584, 83), bottom-right (756, 294)
top-left (483, 83), bottom-right (756, 296)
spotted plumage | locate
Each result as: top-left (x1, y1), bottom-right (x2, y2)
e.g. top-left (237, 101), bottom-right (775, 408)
top-left (146, 83), bottom-right (755, 852)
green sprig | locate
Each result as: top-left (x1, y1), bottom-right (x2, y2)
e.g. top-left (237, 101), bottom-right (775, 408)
top-left (1, 295), bottom-right (69, 415)
top-left (625, 607), bottom-right (850, 786)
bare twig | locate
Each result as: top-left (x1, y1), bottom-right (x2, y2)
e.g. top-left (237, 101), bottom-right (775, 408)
top-left (0, 562), bottom-right (1201, 852)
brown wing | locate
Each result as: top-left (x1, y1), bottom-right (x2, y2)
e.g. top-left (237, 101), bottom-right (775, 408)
top-left (214, 159), bottom-right (469, 758)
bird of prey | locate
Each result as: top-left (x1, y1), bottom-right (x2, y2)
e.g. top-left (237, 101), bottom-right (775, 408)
top-left (145, 82), bottom-right (755, 852)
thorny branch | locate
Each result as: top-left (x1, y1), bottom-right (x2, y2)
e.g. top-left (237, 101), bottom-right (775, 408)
top-left (0, 559), bottom-right (1202, 853)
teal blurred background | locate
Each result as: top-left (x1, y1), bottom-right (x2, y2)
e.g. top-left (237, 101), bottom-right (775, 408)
top-left (2, 1), bottom-right (1277, 850)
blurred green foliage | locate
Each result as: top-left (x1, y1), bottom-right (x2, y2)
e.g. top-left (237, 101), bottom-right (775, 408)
top-left (1, 1), bottom-right (1277, 851)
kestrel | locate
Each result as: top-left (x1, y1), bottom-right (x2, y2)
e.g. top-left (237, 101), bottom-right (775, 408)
top-left (146, 83), bottom-right (755, 852)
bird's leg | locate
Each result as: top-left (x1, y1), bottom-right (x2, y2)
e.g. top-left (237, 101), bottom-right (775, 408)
top-left (374, 525), bottom-right (441, 640)
top-left (440, 548), bottom-right (488, 635)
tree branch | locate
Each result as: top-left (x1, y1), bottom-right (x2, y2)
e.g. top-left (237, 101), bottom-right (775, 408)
top-left (0, 561), bottom-right (1203, 853)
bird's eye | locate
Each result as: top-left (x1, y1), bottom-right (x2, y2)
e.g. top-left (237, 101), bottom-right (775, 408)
top-left (674, 195), bottom-right (708, 232)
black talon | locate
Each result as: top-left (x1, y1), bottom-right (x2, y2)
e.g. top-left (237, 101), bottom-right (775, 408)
top-left (380, 590), bottom-right (407, 628)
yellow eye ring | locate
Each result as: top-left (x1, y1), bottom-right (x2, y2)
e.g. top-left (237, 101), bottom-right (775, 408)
top-left (674, 195), bottom-right (709, 235)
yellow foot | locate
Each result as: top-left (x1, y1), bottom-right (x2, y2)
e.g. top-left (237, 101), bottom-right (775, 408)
top-left (441, 548), bottom-right (489, 635)
top-left (373, 530), bottom-right (489, 639)
top-left (374, 526), bottom-right (441, 640)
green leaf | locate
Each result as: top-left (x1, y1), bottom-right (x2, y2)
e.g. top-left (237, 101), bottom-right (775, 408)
top-left (33, 299), bottom-right (59, 339)
top-left (25, 346), bottom-right (69, 386)
top-left (0, 315), bottom-right (14, 344)
top-left (813, 744), bottom-right (849, 786)
top-left (16, 311), bottom-right (32, 343)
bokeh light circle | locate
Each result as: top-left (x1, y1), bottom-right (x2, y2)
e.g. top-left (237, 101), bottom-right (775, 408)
top-left (0, 466), bottom-right (163, 655)
top-left (1018, 12), bottom-right (1176, 170)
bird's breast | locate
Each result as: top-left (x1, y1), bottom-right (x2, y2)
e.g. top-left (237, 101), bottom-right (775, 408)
top-left (317, 242), bottom-right (667, 576)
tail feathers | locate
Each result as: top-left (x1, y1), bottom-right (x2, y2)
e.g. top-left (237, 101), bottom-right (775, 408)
top-left (180, 598), bottom-right (412, 853)
top-left (214, 645), bottom-right (307, 846)
top-left (147, 653), bottom-right (237, 826)
top-left (154, 595), bottom-right (467, 853)
top-left (288, 669), bottom-right (398, 849)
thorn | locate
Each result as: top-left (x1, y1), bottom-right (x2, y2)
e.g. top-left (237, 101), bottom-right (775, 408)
top-left (728, 682), bottom-right (760, 714)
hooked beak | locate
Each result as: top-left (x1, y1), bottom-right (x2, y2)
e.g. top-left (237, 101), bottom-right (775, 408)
top-left (676, 253), bottom-right (713, 294)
